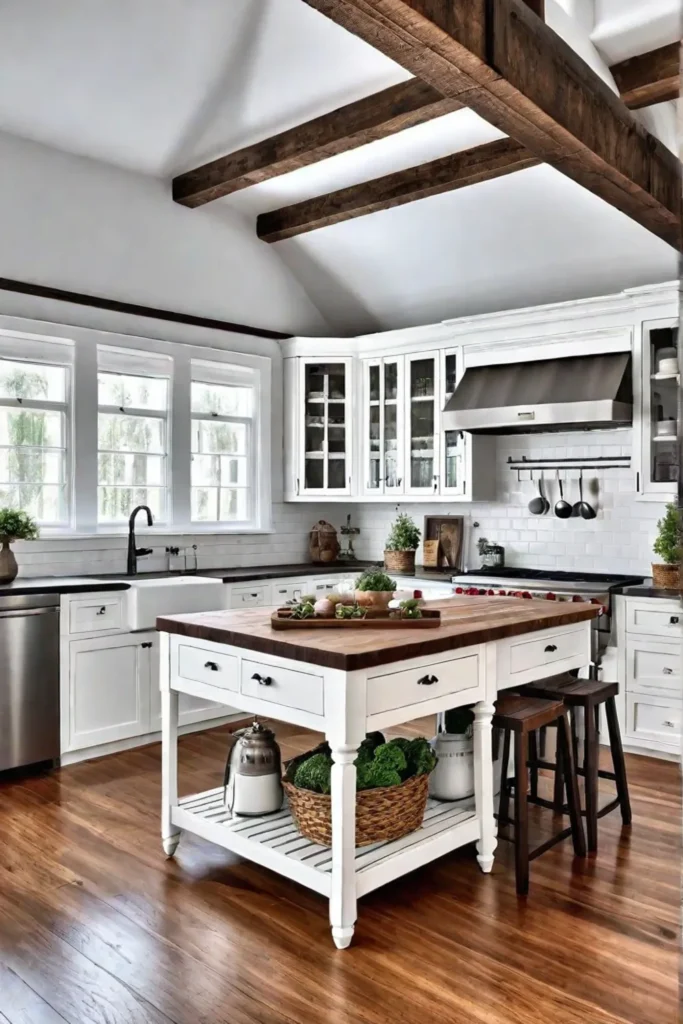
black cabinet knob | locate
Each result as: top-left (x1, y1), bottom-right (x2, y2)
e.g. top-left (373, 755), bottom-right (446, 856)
top-left (96, 606), bottom-right (106, 615)
top-left (670, 616), bottom-right (679, 625)
top-left (252, 672), bottom-right (272, 686)
top-left (417, 674), bottom-right (438, 685)
top-left (204, 661), bottom-right (219, 671)
top-left (141, 641), bottom-right (153, 649)
top-left (544, 644), bottom-right (558, 653)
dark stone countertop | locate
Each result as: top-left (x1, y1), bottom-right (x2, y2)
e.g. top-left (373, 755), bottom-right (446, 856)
top-left (0, 576), bottom-right (131, 597)
top-left (615, 584), bottom-right (682, 600)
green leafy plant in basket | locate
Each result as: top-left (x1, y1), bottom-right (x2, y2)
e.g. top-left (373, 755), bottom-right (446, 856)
top-left (653, 503), bottom-right (682, 564)
top-left (355, 567), bottom-right (396, 592)
top-left (385, 512), bottom-right (421, 552)
top-left (292, 733), bottom-right (437, 794)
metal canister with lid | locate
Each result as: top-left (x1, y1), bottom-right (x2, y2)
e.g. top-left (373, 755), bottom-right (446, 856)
top-left (223, 719), bottom-right (283, 817)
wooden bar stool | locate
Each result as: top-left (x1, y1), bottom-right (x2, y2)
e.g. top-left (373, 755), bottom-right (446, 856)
top-left (521, 674), bottom-right (631, 853)
top-left (494, 694), bottom-right (586, 896)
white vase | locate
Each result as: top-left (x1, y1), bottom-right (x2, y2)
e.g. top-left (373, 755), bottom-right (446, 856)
top-left (429, 732), bottom-right (474, 801)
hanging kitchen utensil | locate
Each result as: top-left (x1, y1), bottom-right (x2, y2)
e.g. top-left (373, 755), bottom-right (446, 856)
top-left (528, 475), bottom-right (549, 516)
top-left (554, 474), bottom-right (572, 519)
top-left (572, 472), bottom-right (596, 520)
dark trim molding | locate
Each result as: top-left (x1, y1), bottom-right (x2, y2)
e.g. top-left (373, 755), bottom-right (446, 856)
top-left (0, 277), bottom-right (292, 341)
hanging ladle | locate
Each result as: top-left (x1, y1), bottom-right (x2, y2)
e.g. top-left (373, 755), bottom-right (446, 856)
top-left (572, 472), bottom-right (596, 520)
top-left (554, 473), bottom-right (572, 519)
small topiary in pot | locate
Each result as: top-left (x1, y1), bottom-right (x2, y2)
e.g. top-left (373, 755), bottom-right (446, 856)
top-left (0, 508), bottom-right (39, 583)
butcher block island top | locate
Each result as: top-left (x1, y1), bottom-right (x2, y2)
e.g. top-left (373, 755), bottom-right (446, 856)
top-left (157, 597), bottom-right (600, 671)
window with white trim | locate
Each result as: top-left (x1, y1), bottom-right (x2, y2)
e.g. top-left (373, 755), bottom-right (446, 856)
top-left (191, 361), bottom-right (255, 524)
top-left (0, 338), bottom-right (72, 525)
top-left (97, 347), bottom-right (171, 523)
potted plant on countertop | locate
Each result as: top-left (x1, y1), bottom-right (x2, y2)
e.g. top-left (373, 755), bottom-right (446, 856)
top-left (0, 508), bottom-right (39, 583)
top-left (384, 512), bottom-right (421, 575)
top-left (354, 566), bottom-right (397, 608)
top-left (652, 503), bottom-right (682, 590)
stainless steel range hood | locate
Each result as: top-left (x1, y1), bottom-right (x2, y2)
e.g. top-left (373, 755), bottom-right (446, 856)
top-left (443, 352), bottom-right (633, 435)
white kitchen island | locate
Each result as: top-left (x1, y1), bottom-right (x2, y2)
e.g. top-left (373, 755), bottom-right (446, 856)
top-left (157, 597), bottom-right (598, 948)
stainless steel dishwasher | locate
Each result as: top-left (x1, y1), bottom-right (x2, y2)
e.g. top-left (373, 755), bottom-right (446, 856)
top-left (0, 593), bottom-right (60, 772)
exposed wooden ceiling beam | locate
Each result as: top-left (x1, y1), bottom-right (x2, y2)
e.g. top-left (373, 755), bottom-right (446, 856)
top-left (173, 80), bottom-right (463, 208)
top-left (299, 0), bottom-right (681, 249)
top-left (610, 43), bottom-right (680, 110)
top-left (258, 138), bottom-right (538, 242)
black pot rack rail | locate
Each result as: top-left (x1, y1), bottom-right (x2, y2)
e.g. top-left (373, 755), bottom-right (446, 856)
top-left (507, 455), bottom-right (630, 480)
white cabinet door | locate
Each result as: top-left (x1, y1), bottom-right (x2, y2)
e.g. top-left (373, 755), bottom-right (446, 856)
top-left (635, 318), bottom-right (678, 499)
top-left (298, 358), bottom-right (353, 496)
top-left (440, 348), bottom-right (466, 498)
top-left (404, 351), bottom-right (441, 496)
top-left (67, 633), bottom-right (152, 751)
top-left (362, 357), bottom-right (404, 497)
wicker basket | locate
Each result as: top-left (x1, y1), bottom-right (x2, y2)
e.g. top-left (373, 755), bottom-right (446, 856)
top-left (384, 549), bottom-right (416, 575)
top-left (652, 562), bottom-right (681, 590)
top-left (283, 765), bottom-right (430, 848)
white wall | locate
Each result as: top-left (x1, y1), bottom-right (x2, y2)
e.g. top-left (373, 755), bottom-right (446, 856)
top-left (0, 130), bottom-right (328, 337)
top-left (336, 430), bottom-right (666, 579)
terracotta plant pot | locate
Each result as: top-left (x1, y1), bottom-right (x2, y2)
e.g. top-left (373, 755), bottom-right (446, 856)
top-left (384, 549), bottom-right (416, 575)
top-left (0, 538), bottom-right (18, 583)
top-left (355, 589), bottom-right (393, 609)
top-left (651, 562), bottom-right (681, 590)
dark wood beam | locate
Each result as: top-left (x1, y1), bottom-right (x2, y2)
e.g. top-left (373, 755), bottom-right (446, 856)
top-left (173, 80), bottom-right (463, 208)
top-left (522, 0), bottom-right (544, 18)
top-left (299, 0), bottom-right (681, 249)
top-left (611, 43), bottom-right (680, 110)
top-left (258, 138), bottom-right (538, 242)
top-left (0, 278), bottom-right (291, 340)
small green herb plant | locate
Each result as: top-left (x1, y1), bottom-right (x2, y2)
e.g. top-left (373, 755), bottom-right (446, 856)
top-left (0, 508), bottom-right (39, 540)
top-left (355, 566), bottom-right (396, 592)
top-left (653, 504), bottom-right (681, 565)
top-left (292, 732), bottom-right (437, 793)
top-left (385, 512), bottom-right (421, 552)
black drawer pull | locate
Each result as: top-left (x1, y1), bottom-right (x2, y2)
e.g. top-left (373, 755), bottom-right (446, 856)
top-left (670, 616), bottom-right (679, 625)
top-left (96, 606), bottom-right (107, 615)
top-left (544, 644), bottom-right (558, 653)
top-left (252, 672), bottom-right (272, 686)
top-left (417, 674), bottom-right (438, 686)
top-left (204, 661), bottom-right (219, 671)
top-left (663, 667), bottom-right (674, 675)
top-left (141, 641), bottom-right (153, 649)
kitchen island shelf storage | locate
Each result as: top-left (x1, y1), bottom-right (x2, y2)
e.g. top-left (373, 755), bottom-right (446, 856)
top-left (157, 598), bottom-right (599, 948)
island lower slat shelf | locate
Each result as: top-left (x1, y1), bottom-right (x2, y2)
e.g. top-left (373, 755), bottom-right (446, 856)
top-left (174, 788), bottom-right (477, 898)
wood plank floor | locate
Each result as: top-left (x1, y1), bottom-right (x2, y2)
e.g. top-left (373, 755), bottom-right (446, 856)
top-left (0, 719), bottom-right (679, 1024)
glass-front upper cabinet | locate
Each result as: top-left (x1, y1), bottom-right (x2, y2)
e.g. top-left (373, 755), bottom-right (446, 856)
top-left (404, 352), bottom-right (440, 495)
top-left (640, 319), bottom-right (678, 497)
top-left (299, 359), bottom-right (352, 495)
top-left (441, 349), bottom-right (466, 496)
top-left (363, 357), bottom-right (403, 495)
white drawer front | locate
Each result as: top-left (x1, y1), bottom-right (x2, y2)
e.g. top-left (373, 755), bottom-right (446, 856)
top-left (241, 659), bottom-right (324, 716)
top-left (367, 653), bottom-right (480, 716)
top-left (177, 643), bottom-right (239, 691)
top-left (270, 580), bottom-right (309, 605)
top-left (229, 585), bottom-right (269, 609)
top-left (626, 693), bottom-right (682, 748)
top-left (507, 628), bottom-right (586, 677)
top-left (626, 602), bottom-right (682, 639)
top-left (627, 639), bottom-right (681, 697)
top-left (69, 595), bottom-right (123, 634)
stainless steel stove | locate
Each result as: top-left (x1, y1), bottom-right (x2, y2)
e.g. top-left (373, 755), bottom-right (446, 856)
top-left (450, 566), bottom-right (644, 664)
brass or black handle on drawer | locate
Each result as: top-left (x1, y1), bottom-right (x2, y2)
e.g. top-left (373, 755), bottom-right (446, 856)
top-left (544, 644), bottom-right (558, 653)
top-left (141, 641), bottom-right (153, 649)
top-left (663, 667), bottom-right (674, 675)
top-left (251, 672), bottom-right (272, 686)
top-left (96, 606), bottom-right (106, 615)
top-left (664, 720), bottom-right (676, 728)
top-left (204, 661), bottom-right (219, 671)
top-left (417, 674), bottom-right (438, 685)
top-left (670, 616), bottom-right (679, 624)
top-left (250, 593), bottom-right (259, 598)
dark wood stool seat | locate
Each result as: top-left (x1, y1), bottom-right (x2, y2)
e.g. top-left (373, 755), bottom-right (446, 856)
top-left (521, 673), bottom-right (631, 853)
top-left (494, 694), bottom-right (586, 896)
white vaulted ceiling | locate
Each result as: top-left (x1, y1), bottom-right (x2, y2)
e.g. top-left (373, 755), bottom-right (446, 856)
top-left (0, 0), bottom-right (678, 335)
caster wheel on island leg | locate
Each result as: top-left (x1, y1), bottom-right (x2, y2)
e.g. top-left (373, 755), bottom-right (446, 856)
top-left (331, 926), bottom-right (354, 950)
top-left (162, 833), bottom-right (181, 857)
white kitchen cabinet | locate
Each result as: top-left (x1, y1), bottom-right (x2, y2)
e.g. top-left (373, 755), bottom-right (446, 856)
top-left (362, 356), bottom-right (404, 497)
top-left (404, 351), bottom-right (441, 496)
top-left (634, 318), bottom-right (678, 500)
top-left (66, 631), bottom-right (153, 752)
top-left (296, 358), bottom-right (353, 497)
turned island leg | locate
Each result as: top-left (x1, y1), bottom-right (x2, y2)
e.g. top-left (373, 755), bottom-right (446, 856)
top-left (474, 700), bottom-right (497, 873)
top-left (329, 743), bottom-right (359, 949)
top-left (160, 633), bottom-right (181, 857)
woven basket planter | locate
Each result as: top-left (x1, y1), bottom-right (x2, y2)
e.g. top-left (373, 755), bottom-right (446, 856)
top-left (652, 562), bottom-right (681, 590)
top-left (283, 770), bottom-right (430, 848)
top-left (384, 549), bottom-right (416, 575)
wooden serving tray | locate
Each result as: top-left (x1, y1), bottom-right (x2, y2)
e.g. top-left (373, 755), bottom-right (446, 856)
top-left (271, 608), bottom-right (441, 630)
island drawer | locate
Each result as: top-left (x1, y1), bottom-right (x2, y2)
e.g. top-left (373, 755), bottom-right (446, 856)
top-left (626, 638), bottom-right (681, 697)
top-left (176, 643), bottom-right (239, 691)
top-left (68, 595), bottom-right (124, 634)
top-left (241, 658), bottom-right (324, 716)
top-left (503, 627), bottom-right (587, 680)
top-left (366, 653), bottom-right (479, 716)
top-left (626, 602), bottom-right (682, 639)
top-left (625, 693), bottom-right (682, 749)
